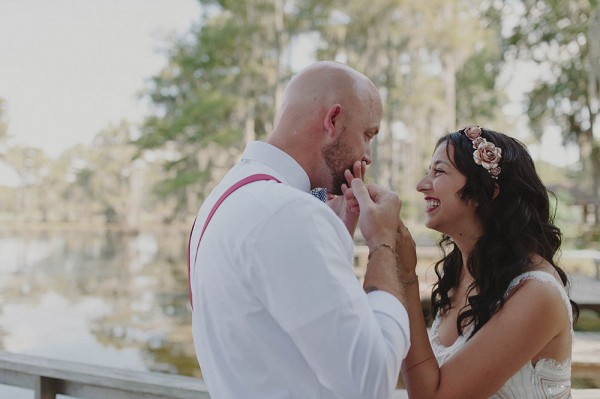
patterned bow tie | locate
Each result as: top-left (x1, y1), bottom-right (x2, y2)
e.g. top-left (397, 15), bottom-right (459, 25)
top-left (311, 188), bottom-right (328, 202)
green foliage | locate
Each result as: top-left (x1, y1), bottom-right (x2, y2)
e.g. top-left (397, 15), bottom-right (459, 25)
top-left (136, 0), bottom-right (295, 219)
top-left (506, 0), bottom-right (600, 202)
top-left (155, 169), bottom-right (207, 197)
top-left (456, 38), bottom-right (506, 123)
top-left (574, 309), bottom-right (600, 331)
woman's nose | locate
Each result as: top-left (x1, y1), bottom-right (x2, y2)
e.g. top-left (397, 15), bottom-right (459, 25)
top-left (416, 176), bottom-right (430, 192)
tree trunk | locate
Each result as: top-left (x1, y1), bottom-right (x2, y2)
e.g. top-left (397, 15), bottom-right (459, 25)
top-left (442, 53), bottom-right (457, 130)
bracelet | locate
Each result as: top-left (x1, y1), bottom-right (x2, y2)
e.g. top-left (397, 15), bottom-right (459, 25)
top-left (367, 243), bottom-right (398, 261)
top-left (401, 356), bottom-right (436, 375)
top-left (401, 275), bottom-right (419, 285)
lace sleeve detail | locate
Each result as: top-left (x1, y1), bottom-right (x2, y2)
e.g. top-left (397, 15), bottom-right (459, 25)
top-left (505, 271), bottom-right (574, 326)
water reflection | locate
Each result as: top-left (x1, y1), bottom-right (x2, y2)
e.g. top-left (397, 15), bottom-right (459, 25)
top-left (0, 229), bottom-right (200, 378)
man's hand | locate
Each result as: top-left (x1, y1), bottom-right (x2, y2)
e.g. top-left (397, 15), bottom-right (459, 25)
top-left (327, 160), bottom-right (365, 236)
top-left (349, 178), bottom-right (401, 249)
top-left (351, 180), bottom-right (404, 301)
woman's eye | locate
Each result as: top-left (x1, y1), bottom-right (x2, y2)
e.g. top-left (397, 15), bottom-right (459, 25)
top-left (433, 168), bottom-right (444, 175)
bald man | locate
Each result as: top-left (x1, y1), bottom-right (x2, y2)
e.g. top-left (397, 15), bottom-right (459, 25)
top-left (189, 61), bottom-right (412, 399)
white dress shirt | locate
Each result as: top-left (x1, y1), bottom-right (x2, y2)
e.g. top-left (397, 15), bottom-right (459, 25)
top-left (190, 141), bottom-right (410, 399)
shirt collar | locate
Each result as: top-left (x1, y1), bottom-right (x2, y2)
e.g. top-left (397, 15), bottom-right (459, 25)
top-left (241, 141), bottom-right (311, 193)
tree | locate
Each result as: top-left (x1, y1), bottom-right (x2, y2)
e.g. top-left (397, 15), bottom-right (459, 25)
top-left (309, 0), bottom-right (505, 217)
top-left (507, 0), bottom-right (600, 223)
top-left (137, 0), bottom-right (293, 221)
top-left (3, 145), bottom-right (47, 223)
top-left (86, 121), bottom-right (144, 231)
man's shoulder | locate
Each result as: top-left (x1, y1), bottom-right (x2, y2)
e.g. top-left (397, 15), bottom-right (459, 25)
top-left (244, 179), bottom-right (325, 214)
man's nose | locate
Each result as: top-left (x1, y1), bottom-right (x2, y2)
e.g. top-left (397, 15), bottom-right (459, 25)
top-left (363, 147), bottom-right (372, 165)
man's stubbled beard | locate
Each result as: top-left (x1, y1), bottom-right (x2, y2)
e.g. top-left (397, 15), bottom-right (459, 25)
top-left (322, 128), bottom-right (356, 196)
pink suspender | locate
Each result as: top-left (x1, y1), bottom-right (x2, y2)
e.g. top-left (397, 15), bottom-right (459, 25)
top-left (187, 174), bottom-right (281, 308)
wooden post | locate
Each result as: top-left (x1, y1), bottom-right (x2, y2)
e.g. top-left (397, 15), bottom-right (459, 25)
top-left (35, 376), bottom-right (58, 399)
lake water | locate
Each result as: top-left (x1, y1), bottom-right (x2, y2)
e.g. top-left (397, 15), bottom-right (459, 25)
top-left (0, 229), bottom-right (200, 398)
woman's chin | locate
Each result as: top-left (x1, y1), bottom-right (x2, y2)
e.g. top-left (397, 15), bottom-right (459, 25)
top-left (424, 220), bottom-right (442, 234)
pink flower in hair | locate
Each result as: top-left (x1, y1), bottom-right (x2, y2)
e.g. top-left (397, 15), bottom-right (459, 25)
top-left (474, 141), bottom-right (502, 170)
top-left (472, 136), bottom-right (486, 149)
top-left (489, 166), bottom-right (502, 178)
top-left (464, 125), bottom-right (482, 141)
top-left (462, 124), bottom-right (502, 180)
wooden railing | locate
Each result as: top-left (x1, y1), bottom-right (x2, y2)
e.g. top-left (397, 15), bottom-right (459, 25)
top-left (0, 351), bottom-right (209, 399)
top-left (0, 351), bottom-right (598, 399)
top-left (562, 249), bottom-right (600, 279)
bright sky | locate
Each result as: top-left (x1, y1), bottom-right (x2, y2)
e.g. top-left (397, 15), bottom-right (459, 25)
top-left (0, 0), bottom-right (200, 183)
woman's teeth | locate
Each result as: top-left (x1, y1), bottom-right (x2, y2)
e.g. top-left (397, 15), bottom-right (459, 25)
top-left (426, 199), bottom-right (440, 210)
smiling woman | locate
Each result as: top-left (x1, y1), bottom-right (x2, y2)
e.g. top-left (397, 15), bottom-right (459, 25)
top-left (399, 126), bottom-right (581, 399)
top-left (0, 0), bottom-right (199, 163)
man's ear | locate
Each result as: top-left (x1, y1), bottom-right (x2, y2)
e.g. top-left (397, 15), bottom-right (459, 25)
top-left (493, 182), bottom-right (500, 199)
top-left (323, 104), bottom-right (342, 139)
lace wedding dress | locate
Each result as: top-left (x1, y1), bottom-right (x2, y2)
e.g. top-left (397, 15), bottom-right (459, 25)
top-left (430, 271), bottom-right (573, 398)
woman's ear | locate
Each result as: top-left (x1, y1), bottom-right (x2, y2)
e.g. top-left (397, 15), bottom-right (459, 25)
top-left (323, 104), bottom-right (342, 139)
top-left (493, 182), bottom-right (500, 199)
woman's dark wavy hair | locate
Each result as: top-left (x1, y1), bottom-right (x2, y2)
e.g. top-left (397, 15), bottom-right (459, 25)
top-left (430, 128), bottom-right (579, 338)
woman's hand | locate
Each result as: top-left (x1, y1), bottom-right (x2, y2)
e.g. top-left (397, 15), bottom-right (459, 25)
top-left (395, 217), bottom-right (417, 277)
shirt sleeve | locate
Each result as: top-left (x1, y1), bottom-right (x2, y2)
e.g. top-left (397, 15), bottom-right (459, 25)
top-left (247, 197), bottom-right (410, 399)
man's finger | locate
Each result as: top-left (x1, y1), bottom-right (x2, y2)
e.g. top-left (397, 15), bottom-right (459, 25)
top-left (350, 178), bottom-right (372, 207)
top-left (344, 169), bottom-right (354, 186)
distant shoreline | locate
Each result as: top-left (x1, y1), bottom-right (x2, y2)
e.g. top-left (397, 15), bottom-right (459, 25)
top-left (0, 222), bottom-right (191, 233)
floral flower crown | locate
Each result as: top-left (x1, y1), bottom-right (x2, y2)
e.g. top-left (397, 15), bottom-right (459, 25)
top-left (461, 125), bottom-right (502, 180)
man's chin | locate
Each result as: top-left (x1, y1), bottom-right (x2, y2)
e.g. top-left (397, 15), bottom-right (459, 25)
top-left (328, 187), bottom-right (343, 196)
top-left (328, 178), bottom-right (346, 196)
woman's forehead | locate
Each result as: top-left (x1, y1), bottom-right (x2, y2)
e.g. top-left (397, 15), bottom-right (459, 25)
top-left (432, 141), bottom-right (452, 162)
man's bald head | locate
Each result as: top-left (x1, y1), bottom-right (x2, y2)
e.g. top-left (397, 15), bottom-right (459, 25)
top-left (267, 61), bottom-right (382, 192)
top-left (276, 61), bottom-right (379, 126)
